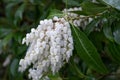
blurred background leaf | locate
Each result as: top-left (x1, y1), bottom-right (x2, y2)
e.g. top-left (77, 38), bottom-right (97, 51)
top-left (0, 0), bottom-right (120, 80)
top-left (103, 0), bottom-right (120, 10)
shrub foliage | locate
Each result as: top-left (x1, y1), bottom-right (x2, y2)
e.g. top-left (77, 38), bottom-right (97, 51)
top-left (0, 0), bottom-right (120, 80)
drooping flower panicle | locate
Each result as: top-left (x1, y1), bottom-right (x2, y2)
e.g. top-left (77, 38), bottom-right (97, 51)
top-left (19, 16), bottom-right (73, 80)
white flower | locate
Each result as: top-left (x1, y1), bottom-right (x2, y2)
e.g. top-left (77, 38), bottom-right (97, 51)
top-left (62, 7), bottom-right (93, 29)
top-left (19, 16), bottom-right (74, 80)
top-left (63, 7), bottom-right (82, 18)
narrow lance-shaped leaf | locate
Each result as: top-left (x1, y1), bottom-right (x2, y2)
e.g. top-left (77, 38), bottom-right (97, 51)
top-left (84, 17), bottom-right (100, 35)
top-left (71, 59), bottom-right (86, 78)
top-left (14, 3), bottom-right (25, 25)
top-left (47, 9), bottom-right (64, 19)
top-left (81, 1), bottom-right (107, 15)
top-left (2, 33), bottom-right (13, 47)
top-left (70, 24), bottom-right (108, 74)
top-left (10, 59), bottom-right (19, 76)
top-left (62, 0), bottom-right (80, 6)
top-left (113, 22), bottom-right (120, 45)
top-left (15, 3), bottom-right (25, 20)
top-left (107, 42), bottom-right (120, 64)
top-left (103, 18), bottom-right (114, 41)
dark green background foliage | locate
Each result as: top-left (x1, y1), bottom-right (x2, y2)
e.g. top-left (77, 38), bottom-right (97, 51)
top-left (0, 0), bottom-right (64, 80)
top-left (0, 0), bottom-right (120, 80)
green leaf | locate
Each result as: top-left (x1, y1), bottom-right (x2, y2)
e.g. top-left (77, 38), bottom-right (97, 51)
top-left (62, 0), bottom-right (80, 6)
top-left (0, 28), bottom-right (12, 38)
top-left (47, 9), bottom-right (64, 19)
top-left (102, 0), bottom-right (120, 10)
top-left (2, 33), bottom-right (13, 47)
top-left (71, 24), bottom-right (108, 74)
top-left (81, 1), bottom-right (107, 15)
top-left (48, 73), bottom-right (62, 80)
top-left (113, 22), bottom-right (120, 45)
top-left (13, 33), bottom-right (23, 44)
top-left (4, 0), bottom-right (23, 3)
top-left (71, 11), bottom-right (88, 16)
top-left (84, 17), bottom-right (100, 35)
top-left (107, 42), bottom-right (120, 64)
top-left (96, 0), bottom-right (107, 5)
top-left (89, 32), bottom-right (106, 53)
top-left (10, 59), bottom-right (19, 76)
top-left (17, 46), bottom-right (27, 55)
top-left (70, 56), bottom-right (86, 78)
top-left (15, 4), bottom-right (25, 20)
top-left (14, 4), bottom-right (25, 25)
top-left (0, 18), bottom-right (11, 26)
top-left (29, 0), bottom-right (41, 4)
top-left (5, 3), bottom-right (16, 21)
top-left (85, 76), bottom-right (96, 80)
top-left (103, 18), bottom-right (114, 41)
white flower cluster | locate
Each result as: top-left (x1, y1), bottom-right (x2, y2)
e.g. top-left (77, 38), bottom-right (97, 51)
top-left (63, 7), bottom-right (82, 18)
top-left (63, 7), bottom-right (93, 29)
top-left (72, 16), bottom-right (93, 29)
top-left (19, 16), bottom-right (73, 80)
